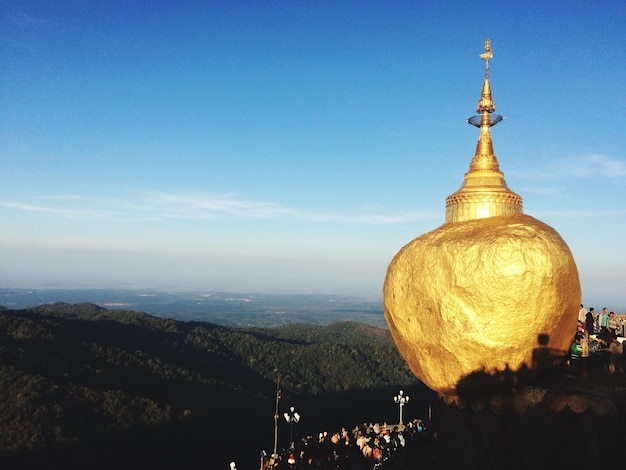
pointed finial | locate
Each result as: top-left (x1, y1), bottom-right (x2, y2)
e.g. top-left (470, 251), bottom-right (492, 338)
top-left (479, 38), bottom-right (493, 77)
top-left (444, 39), bottom-right (523, 223)
top-left (476, 39), bottom-right (495, 115)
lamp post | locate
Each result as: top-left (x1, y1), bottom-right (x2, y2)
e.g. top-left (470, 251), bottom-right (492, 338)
top-left (393, 390), bottom-right (409, 425)
top-left (283, 406), bottom-right (301, 448)
top-left (272, 373), bottom-right (281, 462)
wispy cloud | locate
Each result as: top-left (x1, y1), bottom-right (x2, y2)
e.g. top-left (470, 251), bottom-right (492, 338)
top-left (511, 153), bottom-right (625, 197)
top-left (1, 191), bottom-right (435, 225)
top-left (514, 154), bottom-right (626, 181)
top-left (141, 192), bottom-right (296, 220)
top-left (555, 154), bottom-right (626, 179)
top-left (0, 201), bottom-right (107, 219)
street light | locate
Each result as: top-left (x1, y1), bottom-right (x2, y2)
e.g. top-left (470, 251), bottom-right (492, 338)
top-left (393, 389), bottom-right (409, 425)
top-left (272, 372), bottom-right (281, 462)
top-left (283, 406), bottom-right (301, 448)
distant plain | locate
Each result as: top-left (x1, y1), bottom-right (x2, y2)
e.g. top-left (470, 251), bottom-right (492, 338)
top-left (0, 288), bottom-right (386, 328)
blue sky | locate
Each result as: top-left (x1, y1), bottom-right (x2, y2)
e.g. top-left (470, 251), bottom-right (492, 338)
top-left (1, 1), bottom-right (625, 309)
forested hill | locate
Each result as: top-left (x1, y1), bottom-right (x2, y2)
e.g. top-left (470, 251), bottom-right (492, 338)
top-left (0, 303), bottom-right (425, 470)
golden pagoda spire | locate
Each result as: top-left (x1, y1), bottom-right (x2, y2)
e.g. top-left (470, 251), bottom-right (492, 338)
top-left (445, 39), bottom-right (523, 223)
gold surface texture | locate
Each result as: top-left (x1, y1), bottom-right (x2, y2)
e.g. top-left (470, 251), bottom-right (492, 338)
top-left (383, 40), bottom-right (581, 395)
top-left (383, 214), bottom-right (580, 395)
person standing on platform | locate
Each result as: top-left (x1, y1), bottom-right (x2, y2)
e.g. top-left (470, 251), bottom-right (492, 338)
top-left (588, 307), bottom-right (597, 332)
top-left (578, 304), bottom-right (588, 324)
top-left (600, 307), bottom-right (609, 332)
top-left (607, 311), bottom-right (618, 335)
top-left (585, 308), bottom-right (595, 335)
top-left (616, 315), bottom-right (625, 337)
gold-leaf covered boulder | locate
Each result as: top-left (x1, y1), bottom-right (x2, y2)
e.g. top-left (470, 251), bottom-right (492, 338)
top-left (383, 213), bottom-right (580, 395)
top-left (383, 40), bottom-right (581, 395)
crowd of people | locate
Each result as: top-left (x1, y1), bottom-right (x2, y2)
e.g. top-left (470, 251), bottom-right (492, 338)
top-left (227, 304), bottom-right (622, 469)
top-left (577, 305), bottom-right (625, 337)
top-left (257, 418), bottom-right (431, 470)
top-left (570, 304), bottom-right (625, 375)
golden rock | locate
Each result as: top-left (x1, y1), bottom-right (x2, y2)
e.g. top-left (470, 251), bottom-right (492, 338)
top-left (383, 213), bottom-right (580, 394)
top-left (383, 40), bottom-right (581, 395)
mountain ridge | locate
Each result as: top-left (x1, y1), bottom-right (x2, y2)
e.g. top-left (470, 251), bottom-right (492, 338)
top-left (0, 302), bottom-right (426, 470)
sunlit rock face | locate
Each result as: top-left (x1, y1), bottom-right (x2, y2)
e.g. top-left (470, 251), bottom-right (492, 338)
top-left (383, 213), bottom-right (580, 395)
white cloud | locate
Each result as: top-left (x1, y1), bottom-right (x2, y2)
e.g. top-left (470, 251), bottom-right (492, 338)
top-left (1, 191), bottom-right (436, 226)
top-left (511, 153), bottom-right (625, 181)
top-left (140, 192), bottom-right (296, 219)
top-left (0, 201), bottom-right (101, 218)
top-left (554, 154), bottom-right (626, 179)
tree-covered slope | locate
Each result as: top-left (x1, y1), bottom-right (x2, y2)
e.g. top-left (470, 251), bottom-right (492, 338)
top-left (0, 303), bottom-right (422, 469)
